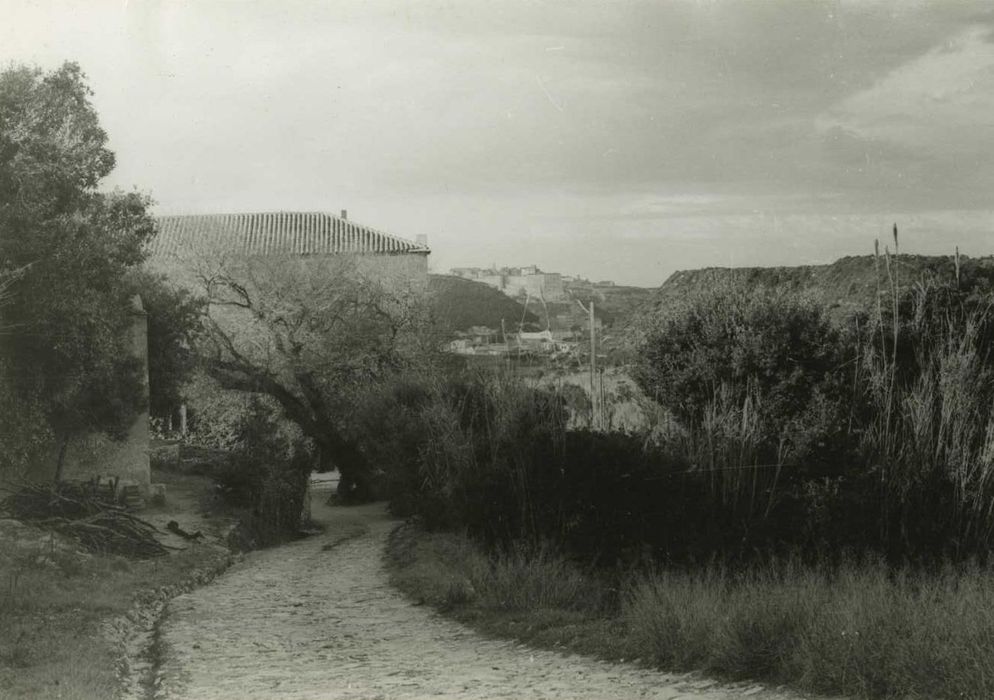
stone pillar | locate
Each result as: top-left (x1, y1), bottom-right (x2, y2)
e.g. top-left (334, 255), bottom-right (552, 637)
top-left (125, 294), bottom-right (152, 493)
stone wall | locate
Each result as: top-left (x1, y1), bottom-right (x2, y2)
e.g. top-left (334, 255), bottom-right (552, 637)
top-left (149, 250), bottom-right (429, 295)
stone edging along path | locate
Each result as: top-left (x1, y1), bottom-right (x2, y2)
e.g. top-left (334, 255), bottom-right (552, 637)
top-left (148, 500), bottom-right (829, 700)
top-left (103, 543), bottom-right (235, 700)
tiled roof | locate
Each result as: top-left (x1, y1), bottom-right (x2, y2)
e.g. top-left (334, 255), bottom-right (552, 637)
top-left (148, 212), bottom-right (429, 258)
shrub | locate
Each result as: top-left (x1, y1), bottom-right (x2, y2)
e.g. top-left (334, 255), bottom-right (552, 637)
top-left (632, 281), bottom-right (853, 468)
top-left (349, 376), bottom-right (434, 515)
top-left (366, 370), bottom-right (707, 562)
top-left (214, 398), bottom-right (313, 547)
top-left (374, 274), bottom-right (994, 562)
top-left (625, 264), bottom-right (994, 563)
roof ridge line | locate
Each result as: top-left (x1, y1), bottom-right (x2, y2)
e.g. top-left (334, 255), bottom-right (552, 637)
top-left (149, 211), bottom-right (430, 256)
top-left (154, 211), bottom-right (429, 250)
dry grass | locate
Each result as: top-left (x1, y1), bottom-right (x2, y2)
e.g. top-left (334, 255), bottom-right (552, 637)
top-left (856, 273), bottom-right (994, 556)
top-left (0, 542), bottom-right (229, 698)
top-left (386, 524), bottom-right (627, 657)
top-left (0, 470), bottom-right (232, 699)
top-left (389, 523), bottom-right (994, 699)
top-left (625, 558), bottom-right (994, 699)
top-left (478, 541), bottom-right (605, 612)
top-left (387, 523), bottom-right (604, 614)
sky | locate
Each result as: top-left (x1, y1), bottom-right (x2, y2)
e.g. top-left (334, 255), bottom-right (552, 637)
top-left (3, 0), bottom-right (994, 286)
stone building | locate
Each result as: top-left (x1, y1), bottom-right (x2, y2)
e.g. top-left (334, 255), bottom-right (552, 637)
top-left (38, 211), bottom-right (427, 499)
top-left (147, 209), bottom-right (431, 433)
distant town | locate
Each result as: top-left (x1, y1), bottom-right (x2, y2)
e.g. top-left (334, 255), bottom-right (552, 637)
top-left (441, 265), bottom-right (635, 361)
top-left (448, 265), bottom-right (616, 302)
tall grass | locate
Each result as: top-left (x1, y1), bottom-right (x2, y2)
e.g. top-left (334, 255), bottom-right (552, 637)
top-left (858, 243), bottom-right (994, 559)
top-left (668, 380), bottom-right (785, 520)
top-left (390, 520), bottom-right (994, 699)
top-left (387, 525), bottom-right (604, 614)
top-left (477, 540), bottom-right (605, 612)
top-left (624, 557), bottom-right (994, 698)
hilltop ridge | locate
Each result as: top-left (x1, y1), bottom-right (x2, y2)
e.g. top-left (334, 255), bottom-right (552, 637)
top-left (629, 253), bottom-right (994, 332)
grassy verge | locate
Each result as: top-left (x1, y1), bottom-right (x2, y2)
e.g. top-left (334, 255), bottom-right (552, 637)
top-left (0, 469), bottom-right (233, 699)
top-left (0, 540), bottom-right (229, 699)
top-left (387, 523), bottom-right (994, 699)
top-left (386, 524), bottom-right (635, 662)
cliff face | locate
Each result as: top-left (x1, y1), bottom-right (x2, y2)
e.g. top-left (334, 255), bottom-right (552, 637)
top-left (629, 254), bottom-right (994, 332)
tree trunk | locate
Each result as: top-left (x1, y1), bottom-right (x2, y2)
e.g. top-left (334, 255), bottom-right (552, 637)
top-left (206, 364), bottom-right (375, 502)
top-left (316, 435), bottom-right (373, 503)
top-left (54, 433), bottom-right (70, 483)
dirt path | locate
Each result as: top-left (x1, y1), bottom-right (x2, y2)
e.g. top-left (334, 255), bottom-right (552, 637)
top-left (155, 492), bottom-right (816, 700)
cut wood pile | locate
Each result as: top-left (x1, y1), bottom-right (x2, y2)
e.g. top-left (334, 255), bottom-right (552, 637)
top-left (0, 479), bottom-right (173, 558)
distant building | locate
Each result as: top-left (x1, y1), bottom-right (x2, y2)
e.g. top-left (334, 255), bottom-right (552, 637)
top-left (450, 264), bottom-right (566, 301)
top-left (466, 326), bottom-right (499, 344)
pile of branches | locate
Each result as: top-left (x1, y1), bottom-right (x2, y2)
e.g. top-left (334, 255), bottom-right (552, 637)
top-left (0, 479), bottom-right (173, 558)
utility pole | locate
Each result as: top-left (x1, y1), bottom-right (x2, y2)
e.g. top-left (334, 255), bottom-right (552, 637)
top-left (576, 299), bottom-right (597, 429)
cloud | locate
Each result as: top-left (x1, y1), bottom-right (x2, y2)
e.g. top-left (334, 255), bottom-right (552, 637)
top-left (815, 24), bottom-right (994, 207)
top-left (4, 0), bottom-right (994, 284)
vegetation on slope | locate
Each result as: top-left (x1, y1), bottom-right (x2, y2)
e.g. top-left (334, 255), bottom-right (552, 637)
top-left (566, 283), bottom-right (656, 328)
top-left (372, 241), bottom-right (994, 699)
top-left (428, 274), bottom-right (537, 331)
top-left (631, 254), bottom-right (994, 335)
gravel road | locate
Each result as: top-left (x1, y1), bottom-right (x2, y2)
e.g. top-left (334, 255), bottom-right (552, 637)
top-left (155, 494), bottom-right (818, 700)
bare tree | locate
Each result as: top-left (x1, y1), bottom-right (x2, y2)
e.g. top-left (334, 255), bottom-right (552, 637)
top-left (192, 250), bottom-right (430, 500)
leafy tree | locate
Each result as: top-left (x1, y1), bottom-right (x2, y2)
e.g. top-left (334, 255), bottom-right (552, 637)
top-left (215, 397), bottom-right (312, 546)
top-left (191, 251), bottom-right (434, 501)
top-left (0, 266), bottom-right (50, 478)
top-left (0, 62), bottom-right (155, 479)
top-left (632, 281), bottom-right (852, 463)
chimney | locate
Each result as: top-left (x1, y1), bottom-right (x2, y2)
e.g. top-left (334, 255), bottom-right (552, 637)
top-left (416, 234), bottom-right (428, 248)
top-left (340, 209), bottom-right (348, 220)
